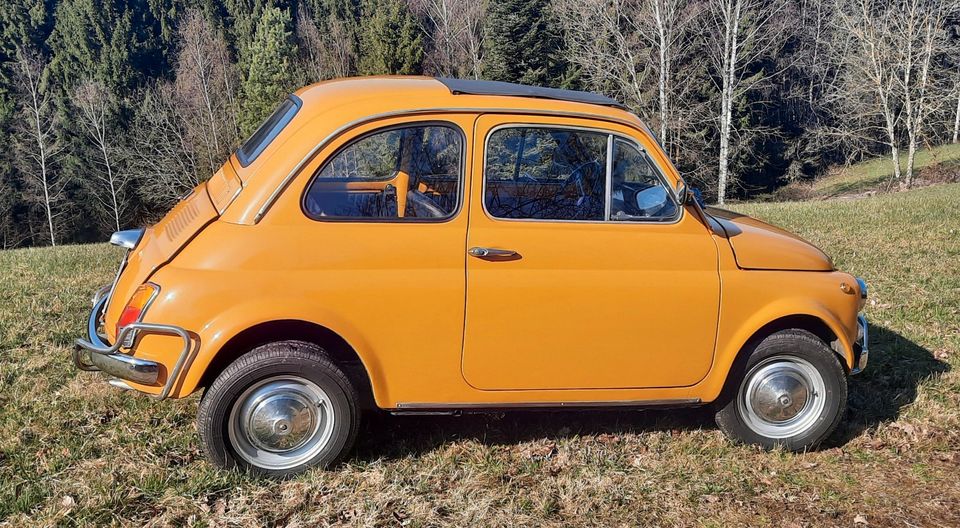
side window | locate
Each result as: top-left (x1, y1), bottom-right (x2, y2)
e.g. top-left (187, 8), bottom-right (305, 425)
top-left (484, 127), bottom-right (608, 221)
top-left (610, 139), bottom-right (677, 221)
top-left (304, 125), bottom-right (462, 220)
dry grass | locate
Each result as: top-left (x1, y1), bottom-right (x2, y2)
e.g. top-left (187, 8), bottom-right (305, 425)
top-left (1, 184), bottom-right (959, 527)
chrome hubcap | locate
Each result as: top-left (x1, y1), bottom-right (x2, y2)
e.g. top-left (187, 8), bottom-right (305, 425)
top-left (228, 376), bottom-right (335, 470)
top-left (738, 356), bottom-right (826, 439)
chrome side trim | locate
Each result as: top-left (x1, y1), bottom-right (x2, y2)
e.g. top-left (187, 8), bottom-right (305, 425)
top-left (393, 398), bottom-right (701, 410)
top-left (604, 134), bottom-right (613, 221)
top-left (110, 228), bottom-right (145, 250)
top-left (253, 106), bottom-right (652, 223)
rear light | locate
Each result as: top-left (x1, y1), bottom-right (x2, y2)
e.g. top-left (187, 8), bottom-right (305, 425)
top-left (117, 283), bottom-right (160, 332)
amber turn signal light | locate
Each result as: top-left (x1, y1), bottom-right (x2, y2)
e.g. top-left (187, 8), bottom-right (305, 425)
top-left (118, 283), bottom-right (159, 331)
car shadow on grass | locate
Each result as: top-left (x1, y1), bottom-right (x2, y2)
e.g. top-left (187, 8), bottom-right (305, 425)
top-left (833, 324), bottom-right (949, 444)
top-left (351, 323), bottom-right (947, 461)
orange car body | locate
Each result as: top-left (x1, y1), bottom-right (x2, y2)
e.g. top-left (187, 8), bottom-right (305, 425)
top-left (79, 77), bottom-right (866, 411)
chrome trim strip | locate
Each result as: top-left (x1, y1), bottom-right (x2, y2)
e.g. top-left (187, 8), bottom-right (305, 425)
top-left (110, 228), bottom-right (145, 250)
top-left (394, 398), bottom-right (701, 410)
top-left (604, 134), bottom-right (613, 221)
top-left (253, 107), bottom-right (651, 223)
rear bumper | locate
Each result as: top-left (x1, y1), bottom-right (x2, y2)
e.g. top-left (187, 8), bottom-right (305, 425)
top-left (73, 286), bottom-right (194, 400)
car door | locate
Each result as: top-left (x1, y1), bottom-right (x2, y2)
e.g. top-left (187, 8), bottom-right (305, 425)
top-left (461, 114), bottom-right (720, 390)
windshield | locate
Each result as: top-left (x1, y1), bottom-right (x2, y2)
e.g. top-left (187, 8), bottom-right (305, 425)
top-left (235, 95), bottom-right (302, 167)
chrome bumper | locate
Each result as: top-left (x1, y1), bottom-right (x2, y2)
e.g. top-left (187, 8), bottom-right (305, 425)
top-left (852, 314), bottom-right (869, 375)
top-left (73, 287), bottom-right (194, 400)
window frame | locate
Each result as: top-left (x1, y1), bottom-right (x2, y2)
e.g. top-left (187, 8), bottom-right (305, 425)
top-left (300, 120), bottom-right (467, 224)
top-left (236, 95), bottom-right (303, 168)
top-left (481, 123), bottom-right (682, 225)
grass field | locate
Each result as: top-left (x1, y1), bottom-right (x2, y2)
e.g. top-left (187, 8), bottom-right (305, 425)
top-left (1, 183), bottom-right (959, 526)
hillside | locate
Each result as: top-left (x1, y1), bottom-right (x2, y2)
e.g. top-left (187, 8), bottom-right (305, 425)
top-left (769, 143), bottom-right (960, 201)
top-left (1, 185), bottom-right (958, 525)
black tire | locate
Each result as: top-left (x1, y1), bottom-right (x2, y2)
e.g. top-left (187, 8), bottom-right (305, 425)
top-left (715, 330), bottom-right (847, 451)
top-left (197, 340), bottom-right (360, 477)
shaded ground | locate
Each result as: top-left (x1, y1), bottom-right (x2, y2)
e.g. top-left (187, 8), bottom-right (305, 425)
top-left (1, 184), bottom-right (958, 526)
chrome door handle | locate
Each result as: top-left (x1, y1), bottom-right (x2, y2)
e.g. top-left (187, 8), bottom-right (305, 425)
top-left (468, 247), bottom-right (518, 259)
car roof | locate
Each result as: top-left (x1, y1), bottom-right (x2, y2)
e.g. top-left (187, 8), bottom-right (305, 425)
top-left (293, 76), bottom-right (639, 124)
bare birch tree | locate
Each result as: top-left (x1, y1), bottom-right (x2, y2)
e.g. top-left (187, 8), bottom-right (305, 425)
top-left (895, 0), bottom-right (951, 187)
top-left (174, 10), bottom-right (241, 177)
top-left (11, 47), bottom-right (65, 246)
top-left (71, 79), bottom-right (130, 232)
top-left (705, 0), bottom-right (787, 204)
top-left (127, 83), bottom-right (203, 208)
top-left (409, 0), bottom-right (486, 78)
top-left (296, 4), bottom-right (356, 81)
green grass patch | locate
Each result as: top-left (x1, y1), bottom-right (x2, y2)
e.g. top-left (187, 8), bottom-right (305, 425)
top-left (1, 185), bottom-right (958, 525)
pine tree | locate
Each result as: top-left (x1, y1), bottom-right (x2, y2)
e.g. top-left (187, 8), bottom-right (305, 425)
top-left (46, 0), bottom-right (143, 92)
top-left (357, 0), bottom-right (424, 75)
top-left (481, 0), bottom-right (570, 88)
top-left (239, 5), bottom-right (296, 136)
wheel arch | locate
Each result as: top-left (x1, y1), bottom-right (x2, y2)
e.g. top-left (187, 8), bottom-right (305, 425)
top-left (197, 319), bottom-right (378, 409)
top-left (712, 312), bottom-right (851, 406)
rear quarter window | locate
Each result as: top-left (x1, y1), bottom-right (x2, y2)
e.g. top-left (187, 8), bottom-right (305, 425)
top-left (236, 95), bottom-right (302, 167)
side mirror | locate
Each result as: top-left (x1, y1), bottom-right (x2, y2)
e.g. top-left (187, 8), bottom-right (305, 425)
top-left (635, 186), bottom-right (670, 216)
top-left (674, 180), bottom-right (688, 205)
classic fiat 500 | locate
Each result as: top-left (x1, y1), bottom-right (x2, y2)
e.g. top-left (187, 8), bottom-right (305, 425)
top-left (74, 77), bottom-right (868, 476)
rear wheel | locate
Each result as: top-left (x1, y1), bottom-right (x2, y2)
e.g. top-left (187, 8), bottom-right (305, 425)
top-left (197, 340), bottom-right (360, 476)
top-left (715, 330), bottom-right (847, 451)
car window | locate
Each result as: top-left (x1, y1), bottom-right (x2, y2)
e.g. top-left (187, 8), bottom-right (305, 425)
top-left (610, 139), bottom-right (677, 221)
top-left (236, 96), bottom-right (301, 167)
top-left (304, 124), bottom-right (462, 220)
top-left (484, 127), bottom-right (608, 221)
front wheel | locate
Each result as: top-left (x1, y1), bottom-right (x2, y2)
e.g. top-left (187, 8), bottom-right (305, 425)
top-left (197, 340), bottom-right (360, 477)
top-left (715, 330), bottom-right (847, 451)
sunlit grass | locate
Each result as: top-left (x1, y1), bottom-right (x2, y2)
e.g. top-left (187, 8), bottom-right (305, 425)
top-left (0, 185), bottom-right (958, 526)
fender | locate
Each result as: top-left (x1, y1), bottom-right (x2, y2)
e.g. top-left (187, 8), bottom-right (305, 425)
top-left (699, 296), bottom-right (855, 402)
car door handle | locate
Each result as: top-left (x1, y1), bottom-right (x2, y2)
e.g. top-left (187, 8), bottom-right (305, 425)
top-left (468, 247), bottom-right (518, 259)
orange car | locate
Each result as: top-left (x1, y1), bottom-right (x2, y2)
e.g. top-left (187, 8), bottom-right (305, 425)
top-left (74, 77), bottom-right (868, 476)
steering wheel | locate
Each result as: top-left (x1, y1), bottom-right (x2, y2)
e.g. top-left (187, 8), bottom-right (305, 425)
top-left (560, 160), bottom-right (602, 201)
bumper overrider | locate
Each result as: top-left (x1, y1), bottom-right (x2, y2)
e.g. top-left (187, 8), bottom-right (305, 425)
top-left (852, 277), bottom-right (869, 375)
top-left (73, 273), bottom-right (195, 400)
top-left (73, 288), bottom-right (193, 399)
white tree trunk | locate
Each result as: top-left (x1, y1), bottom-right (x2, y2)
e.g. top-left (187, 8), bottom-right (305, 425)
top-left (30, 78), bottom-right (55, 246)
top-left (953, 88), bottom-right (960, 143)
top-left (716, 0), bottom-right (741, 205)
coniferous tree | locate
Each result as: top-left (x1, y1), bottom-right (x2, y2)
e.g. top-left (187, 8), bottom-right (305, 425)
top-left (239, 5), bottom-right (296, 135)
top-left (357, 0), bottom-right (424, 75)
top-left (481, 0), bottom-right (570, 88)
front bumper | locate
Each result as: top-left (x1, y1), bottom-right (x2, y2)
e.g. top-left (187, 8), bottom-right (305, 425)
top-left (73, 286), bottom-right (194, 400)
top-left (851, 277), bottom-right (869, 375)
top-left (852, 314), bottom-right (869, 375)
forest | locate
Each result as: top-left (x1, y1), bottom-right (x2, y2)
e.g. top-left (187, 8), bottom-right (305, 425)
top-left (0, 0), bottom-right (958, 248)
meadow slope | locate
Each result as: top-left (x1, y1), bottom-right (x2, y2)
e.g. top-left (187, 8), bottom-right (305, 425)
top-left (1, 184), bottom-right (958, 527)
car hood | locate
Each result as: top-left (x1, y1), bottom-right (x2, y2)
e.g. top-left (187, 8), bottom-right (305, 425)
top-left (704, 207), bottom-right (833, 271)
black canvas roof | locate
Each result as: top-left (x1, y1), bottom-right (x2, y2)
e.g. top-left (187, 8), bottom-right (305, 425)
top-left (436, 78), bottom-right (628, 110)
